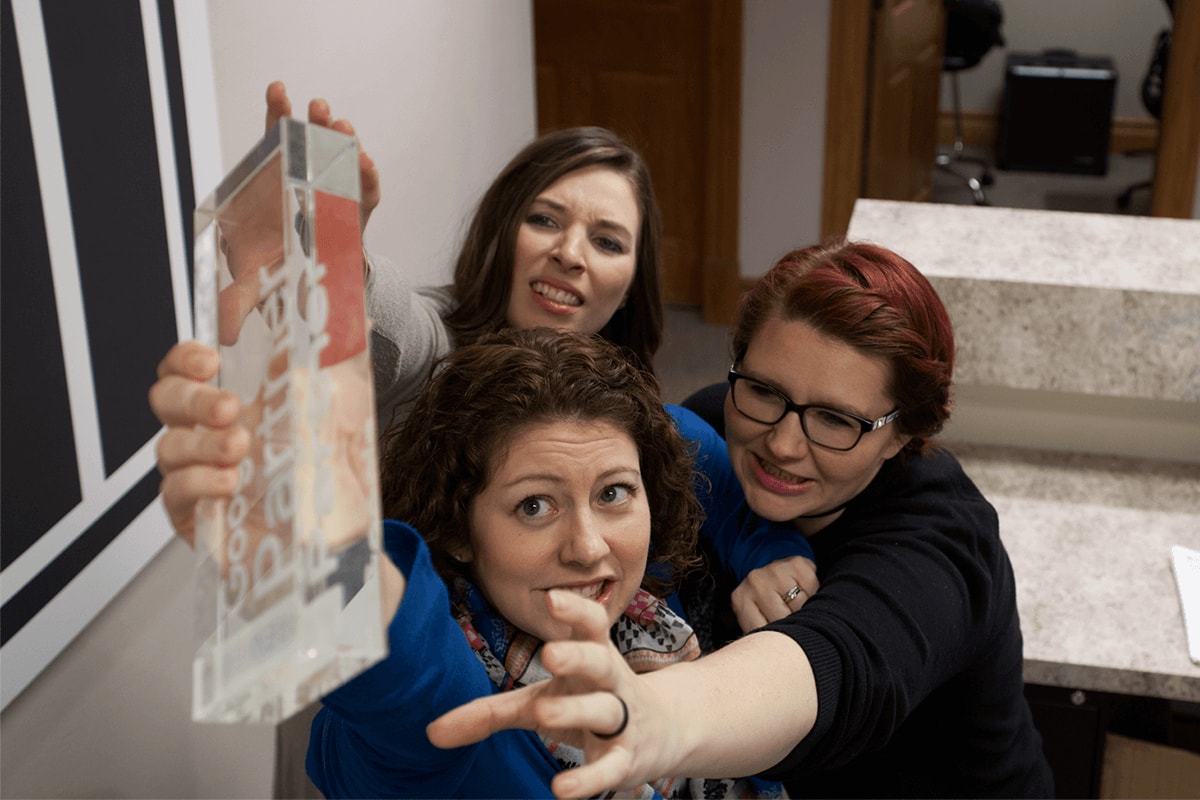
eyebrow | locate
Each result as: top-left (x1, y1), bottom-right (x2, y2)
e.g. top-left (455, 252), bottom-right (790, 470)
top-left (528, 197), bottom-right (635, 242)
top-left (497, 465), bottom-right (642, 490)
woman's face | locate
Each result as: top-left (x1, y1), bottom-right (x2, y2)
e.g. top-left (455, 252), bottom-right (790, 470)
top-left (461, 419), bottom-right (650, 641)
top-left (724, 316), bottom-right (909, 534)
top-left (506, 165), bottom-right (640, 335)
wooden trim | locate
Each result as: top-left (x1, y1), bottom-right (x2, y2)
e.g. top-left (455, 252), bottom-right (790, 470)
top-left (820, 0), bottom-right (872, 240)
top-left (935, 109), bottom-right (997, 149)
top-left (936, 112), bottom-right (1160, 154)
top-left (1152, 0), bottom-right (1200, 218)
top-left (1111, 118), bottom-right (1160, 153)
top-left (700, 0), bottom-right (743, 325)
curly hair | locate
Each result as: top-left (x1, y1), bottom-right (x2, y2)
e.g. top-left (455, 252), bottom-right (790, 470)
top-left (379, 328), bottom-right (699, 596)
top-left (732, 240), bottom-right (956, 456)
top-left (442, 126), bottom-right (664, 374)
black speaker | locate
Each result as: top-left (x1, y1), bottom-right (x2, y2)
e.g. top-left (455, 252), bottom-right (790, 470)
top-left (997, 49), bottom-right (1117, 176)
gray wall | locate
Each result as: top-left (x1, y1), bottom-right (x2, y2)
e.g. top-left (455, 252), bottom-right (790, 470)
top-left (739, 0), bottom-right (831, 280)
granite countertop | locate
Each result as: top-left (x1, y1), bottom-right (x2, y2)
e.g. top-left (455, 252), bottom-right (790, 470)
top-left (844, 199), bottom-right (1200, 700)
top-left (846, 199), bottom-right (1200, 407)
top-left (951, 442), bottom-right (1200, 702)
top-left (846, 199), bottom-right (1200, 294)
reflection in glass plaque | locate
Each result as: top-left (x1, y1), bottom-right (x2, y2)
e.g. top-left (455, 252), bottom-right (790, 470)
top-left (191, 118), bottom-right (386, 724)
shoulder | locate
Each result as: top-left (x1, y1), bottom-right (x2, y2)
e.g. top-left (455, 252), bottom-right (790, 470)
top-left (878, 447), bottom-right (987, 504)
top-left (415, 283), bottom-right (457, 313)
top-left (382, 519), bottom-right (430, 577)
top-left (666, 403), bottom-right (718, 443)
top-left (838, 447), bottom-right (999, 543)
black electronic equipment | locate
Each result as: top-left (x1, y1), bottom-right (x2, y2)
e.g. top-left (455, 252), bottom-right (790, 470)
top-left (996, 49), bottom-right (1117, 175)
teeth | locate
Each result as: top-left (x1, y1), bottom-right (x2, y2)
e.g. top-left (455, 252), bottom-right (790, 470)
top-left (533, 282), bottom-right (582, 307)
top-left (561, 582), bottom-right (604, 600)
top-left (760, 457), bottom-right (803, 484)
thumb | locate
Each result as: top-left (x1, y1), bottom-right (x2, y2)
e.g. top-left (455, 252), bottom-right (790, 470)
top-left (217, 270), bottom-right (262, 346)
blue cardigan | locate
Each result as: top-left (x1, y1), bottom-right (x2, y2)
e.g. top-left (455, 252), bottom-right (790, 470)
top-left (307, 405), bottom-right (812, 798)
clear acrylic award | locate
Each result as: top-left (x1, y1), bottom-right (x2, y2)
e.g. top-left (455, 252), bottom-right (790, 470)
top-left (191, 118), bottom-right (387, 724)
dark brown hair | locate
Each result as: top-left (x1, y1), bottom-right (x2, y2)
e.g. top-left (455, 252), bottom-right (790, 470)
top-left (443, 127), bottom-right (664, 373)
top-left (733, 240), bottom-right (956, 456)
top-left (380, 327), bottom-right (699, 596)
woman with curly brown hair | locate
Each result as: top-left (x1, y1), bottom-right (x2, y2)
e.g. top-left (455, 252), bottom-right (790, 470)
top-left (306, 327), bottom-right (781, 799)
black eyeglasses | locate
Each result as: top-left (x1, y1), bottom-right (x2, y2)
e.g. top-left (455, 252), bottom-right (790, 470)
top-left (727, 368), bottom-right (900, 452)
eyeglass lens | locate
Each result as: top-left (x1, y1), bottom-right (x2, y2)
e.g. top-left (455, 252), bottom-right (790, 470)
top-left (732, 378), bottom-right (864, 450)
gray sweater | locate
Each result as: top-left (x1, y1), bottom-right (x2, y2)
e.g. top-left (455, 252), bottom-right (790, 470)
top-left (364, 252), bottom-right (457, 431)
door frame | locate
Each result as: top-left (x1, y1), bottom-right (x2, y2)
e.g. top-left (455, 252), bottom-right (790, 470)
top-left (821, 0), bottom-right (873, 239)
top-left (1152, 0), bottom-right (1200, 217)
top-left (700, 0), bottom-right (743, 324)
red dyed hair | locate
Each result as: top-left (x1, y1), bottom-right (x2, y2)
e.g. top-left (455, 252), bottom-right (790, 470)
top-left (732, 240), bottom-right (955, 456)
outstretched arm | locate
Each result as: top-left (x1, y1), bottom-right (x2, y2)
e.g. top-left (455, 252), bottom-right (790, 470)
top-left (428, 590), bottom-right (818, 800)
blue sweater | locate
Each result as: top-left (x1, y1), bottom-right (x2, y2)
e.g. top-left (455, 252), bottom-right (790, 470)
top-left (307, 405), bottom-right (812, 798)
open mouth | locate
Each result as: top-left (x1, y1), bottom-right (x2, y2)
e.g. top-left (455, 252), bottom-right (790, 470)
top-left (556, 579), bottom-right (611, 602)
top-left (532, 281), bottom-right (583, 308)
top-left (752, 454), bottom-right (812, 495)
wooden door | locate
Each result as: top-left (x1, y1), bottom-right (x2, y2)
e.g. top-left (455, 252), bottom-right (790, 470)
top-left (533, 0), bottom-right (743, 322)
top-left (822, 0), bottom-right (946, 238)
top-left (863, 0), bottom-right (945, 201)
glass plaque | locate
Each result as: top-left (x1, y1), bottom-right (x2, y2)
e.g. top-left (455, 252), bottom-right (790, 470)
top-left (191, 118), bottom-right (387, 724)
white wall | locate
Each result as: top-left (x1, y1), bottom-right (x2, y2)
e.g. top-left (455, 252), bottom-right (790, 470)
top-left (207, 0), bottom-right (538, 285)
top-left (738, 0), bottom-right (831, 279)
top-left (0, 3), bottom-right (535, 798)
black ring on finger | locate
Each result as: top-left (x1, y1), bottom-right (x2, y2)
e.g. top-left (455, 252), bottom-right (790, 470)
top-left (592, 695), bottom-right (629, 740)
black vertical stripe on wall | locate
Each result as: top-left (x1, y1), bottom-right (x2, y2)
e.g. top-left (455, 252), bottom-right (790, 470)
top-left (0, 0), bottom-right (83, 566)
top-left (41, 0), bottom-right (179, 477)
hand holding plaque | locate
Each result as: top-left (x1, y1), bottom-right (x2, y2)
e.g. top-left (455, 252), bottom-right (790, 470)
top-left (191, 118), bottom-right (387, 724)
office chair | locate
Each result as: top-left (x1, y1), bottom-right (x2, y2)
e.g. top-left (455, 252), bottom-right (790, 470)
top-left (936, 0), bottom-right (1005, 205)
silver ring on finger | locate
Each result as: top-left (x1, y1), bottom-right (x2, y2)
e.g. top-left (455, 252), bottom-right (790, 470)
top-left (782, 585), bottom-right (805, 604)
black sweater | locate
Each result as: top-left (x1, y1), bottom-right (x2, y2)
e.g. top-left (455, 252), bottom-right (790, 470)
top-left (692, 448), bottom-right (1055, 798)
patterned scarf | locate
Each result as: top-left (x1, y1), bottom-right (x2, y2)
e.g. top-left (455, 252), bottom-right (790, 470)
top-left (452, 579), bottom-right (783, 800)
